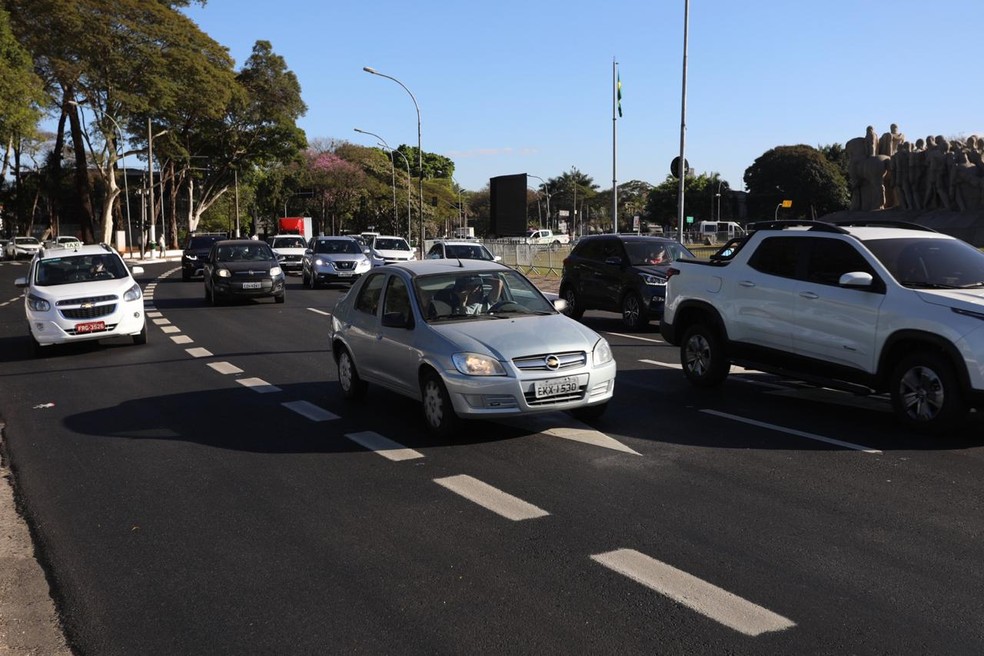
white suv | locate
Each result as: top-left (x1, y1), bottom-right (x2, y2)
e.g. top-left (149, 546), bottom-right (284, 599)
top-left (661, 220), bottom-right (984, 431)
top-left (15, 244), bottom-right (146, 356)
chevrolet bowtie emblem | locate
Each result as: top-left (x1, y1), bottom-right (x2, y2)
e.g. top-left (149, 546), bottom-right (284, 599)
top-left (545, 355), bottom-right (560, 370)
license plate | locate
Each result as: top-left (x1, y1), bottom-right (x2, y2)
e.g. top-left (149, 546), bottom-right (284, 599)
top-left (242, 282), bottom-right (262, 289)
top-left (76, 321), bottom-right (106, 334)
top-left (534, 376), bottom-right (579, 399)
top-left (337, 273), bottom-right (353, 278)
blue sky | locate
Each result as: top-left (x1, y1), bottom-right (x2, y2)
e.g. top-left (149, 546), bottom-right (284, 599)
top-left (183, 0), bottom-right (983, 194)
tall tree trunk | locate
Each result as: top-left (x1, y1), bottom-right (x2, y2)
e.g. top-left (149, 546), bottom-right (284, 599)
top-left (65, 92), bottom-right (96, 243)
top-left (167, 160), bottom-right (178, 247)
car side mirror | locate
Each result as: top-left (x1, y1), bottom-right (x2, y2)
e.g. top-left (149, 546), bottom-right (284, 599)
top-left (382, 311), bottom-right (414, 329)
top-left (493, 255), bottom-right (502, 263)
top-left (130, 266), bottom-right (145, 275)
top-left (839, 271), bottom-right (874, 288)
top-left (553, 298), bottom-right (568, 312)
top-left (14, 276), bottom-right (27, 288)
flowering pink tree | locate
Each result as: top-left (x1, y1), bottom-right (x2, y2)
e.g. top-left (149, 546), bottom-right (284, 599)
top-left (308, 150), bottom-right (366, 235)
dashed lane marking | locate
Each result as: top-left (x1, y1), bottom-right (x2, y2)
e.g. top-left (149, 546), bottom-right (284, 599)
top-left (345, 431), bottom-right (424, 461)
top-left (434, 474), bottom-right (550, 521)
top-left (283, 400), bottom-right (339, 422)
top-left (236, 377), bottom-right (281, 393)
top-left (592, 548), bottom-right (796, 637)
top-left (186, 347), bottom-right (212, 358)
top-left (605, 331), bottom-right (663, 344)
top-left (160, 326), bottom-right (181, 334)
top-left (170, 335), bottom-right (193, 345)
top-left (496, 414), bottom-right (640, 455)
top-left (208, 361), bottom-right (243, 375)
top-left (307, 308), bottom-right (331, 316)
top-left (700, 409), bottom-right (882, 454)
top-left (152, 318), bottom-right (171, 326)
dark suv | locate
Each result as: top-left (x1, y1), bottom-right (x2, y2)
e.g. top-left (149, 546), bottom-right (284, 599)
top-left (181, 233), bottom-right (227, 281)
top-left (559, 234), bottom-right (694, 329)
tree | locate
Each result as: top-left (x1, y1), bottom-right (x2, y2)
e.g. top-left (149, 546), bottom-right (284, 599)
top-left (743, 145), bottom-right (849, 219)
top-left (547, 168), bottom-right (598, 233)
top-left (0, 7), bottom-right (45, 185)
top-left (645, 173), bottom-right (730, 231)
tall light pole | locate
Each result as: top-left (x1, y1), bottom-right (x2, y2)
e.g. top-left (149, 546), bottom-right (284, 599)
top-left (68, 100), bottom-right (132, 256)
top-left (363, 66), bottom-right (423, 256)
top-left (354, 128), bottom-right (398, 233)
top-left (677, 0), bottom-right (690, 244)
top-left (716, 179), bottom-right (723, 222)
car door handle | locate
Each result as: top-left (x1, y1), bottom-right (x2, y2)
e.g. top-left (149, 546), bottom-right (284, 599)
top-left (799, 291), bottom-right (819, 299)
top-left (738, 280), bottom-right (755, 287)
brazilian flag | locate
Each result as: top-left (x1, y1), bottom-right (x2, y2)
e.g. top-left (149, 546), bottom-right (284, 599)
top-left (617, 73), bottom-right (623, 118)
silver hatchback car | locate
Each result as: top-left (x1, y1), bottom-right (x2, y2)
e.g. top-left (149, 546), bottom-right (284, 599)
top-left (329, 260), bottom-right (617, 435)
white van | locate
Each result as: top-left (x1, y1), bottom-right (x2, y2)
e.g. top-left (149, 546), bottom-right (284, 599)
top-left (698, 221), bottom-right (745, 242)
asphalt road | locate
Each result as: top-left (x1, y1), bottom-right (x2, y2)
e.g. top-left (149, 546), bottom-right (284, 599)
top-left (1, 259), bottom-right (983, 655)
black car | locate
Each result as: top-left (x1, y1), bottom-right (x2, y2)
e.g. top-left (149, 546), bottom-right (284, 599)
top-left (181, 233), bottom-right (227, 280)
top-left (559, 234), bottom-right (694, 329)
top-left (203, 239), bottom-right (286, 305)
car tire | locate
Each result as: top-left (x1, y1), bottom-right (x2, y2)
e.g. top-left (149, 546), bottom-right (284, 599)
top-left (551, 240), bottom-right (561, 252)
top-left (621, 292), bottom-right (648, 330)
top-left (421, 371), bottom-right (459, 437)
top-left (570, 402), bottom-right (608, 422)
top-left (337, 347), bottom-right (367, 401)
top-left (680, 322), bottom-right (730, 387)
top-left (209, 284), bottom-right (222, 307)
top-left (309, 273), bottom-right (319, 290)
top-left (561, 285), bottom-right (585, 320)
top-left (302, 269), bottom-right (309, 286)
top-left (133, 325), bottom-right (147, 345)
top-left (889, 351), bottom-right (966, 433)
top-left (275, 292), bottom-right (285, 304)
top-left (182, 271), bottom-right (190, 282)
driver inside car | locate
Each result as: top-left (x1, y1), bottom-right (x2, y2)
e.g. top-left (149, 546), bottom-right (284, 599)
top-left (453, 275), bottom-right (503, 315)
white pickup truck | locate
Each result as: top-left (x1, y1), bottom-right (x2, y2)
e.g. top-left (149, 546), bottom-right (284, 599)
top-left (660, 219), bottom-right (984, 432)
top-left (525, 229), bottom-right (570, 248)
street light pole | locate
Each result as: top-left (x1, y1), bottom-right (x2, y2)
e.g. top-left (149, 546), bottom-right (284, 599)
top-left (354, 128), bottom-right (398, 234)
top-left (363, 67), bottom-right (423, 257)
top-left (716, 180), bottom-right (723, 222)
top-left (528, 174), bottom-right (551, 230)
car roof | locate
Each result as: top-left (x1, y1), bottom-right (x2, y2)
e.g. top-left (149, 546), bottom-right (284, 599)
top-left (385, 259), bottom-right (509, 277)
top-left (215, 239), bottom-right (269, 246)
top-left (38, 243), bottom-right (116, 260)
top-left (433, 240), bottom-right (488, 246)
top-left (578, 234), bottom-right (677, 243)
top-left (314, 235), bottom-right (357, 240)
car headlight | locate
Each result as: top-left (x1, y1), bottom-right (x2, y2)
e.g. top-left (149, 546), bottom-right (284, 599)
top-left (641, 273), bottom-right (666, 286)
top-left (315, 257), bottom-right (332, 268)
top-left (270, 266), bottom-right (283, 277)
top-left (217, 268), bottom-right (231, 278)
top-left (27, 293), bottom-right (50, 312)
top-left (452, 353), bottom-right (506, 376)
top-left (123, 282), bottom-right (142, 302)
top-left (184, 253), bottom-right (197, 261)
top-left (593, 338), bottom-right (614, 367)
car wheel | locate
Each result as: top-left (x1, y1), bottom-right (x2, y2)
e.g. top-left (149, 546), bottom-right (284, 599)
top-left (570, 402), bottom-right (608, 422)
top-left (561, 285), bottom-right (584, 319)
top-left (421, 371), bottom-right (459, 437)
top-left (209, 284), bottom-right (221, 307)
top-left (551, 240), bottom-right (561, 252)
top-left (889, 352), bottom-right (966, 433)
top-left (182, 271), bottom-right (190, 282)
top-left (275, 292), bottom-right (285, 304)
top-left (309, 272), bottom-right (319, 290)
top-left (337, 347), bottom-right (367, 401)
top-left (681, 323), bottom-right (730, 387)
top-left (133, 324), bottom-right (147, 345)
top-left (302, 269), bottom-right (309, 286)
top-left (621, 292), bottom-right (647, 330)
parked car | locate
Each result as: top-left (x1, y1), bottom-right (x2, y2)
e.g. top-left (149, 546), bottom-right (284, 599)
top-left (328, 260), bottom-right (617, 435)
top-left (370, 235), bottom-right (415, 263)
top-left (181, 233), bottom-right (227, 280)
top-left (559, 234), bottom-right (695, 329)
top-left (5, 236), bottom-right (42, 260)
top-left (301, 236), bottom-right (374, 288)
top-left (268, 234), bottom-right (308, 274)
top-left (14, 244), bottom-right (146, 356)
top-left (203, 239), bottom-right (285, 305)
top-left (426, 240), bottom-right (501, 262)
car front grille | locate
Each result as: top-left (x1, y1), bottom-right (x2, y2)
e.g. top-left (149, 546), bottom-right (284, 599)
top-left (335, 261), bottom-right (356, 270)
top-left (512, 351), bottom-right (587, 371)
top-left (57, 294), bottom-right (118, 319)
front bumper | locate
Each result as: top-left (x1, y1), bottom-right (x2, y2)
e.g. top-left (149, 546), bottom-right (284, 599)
top-left (212, 277), bottom-right (286, 298)
top-left (312, 262), bottom-right (370, 284)
top-left (640, 284), bottom-right (667, 318)
top-left (442, 360), bottom-right (617, 418)
top-left (27, 301), bottom-right (145, 346)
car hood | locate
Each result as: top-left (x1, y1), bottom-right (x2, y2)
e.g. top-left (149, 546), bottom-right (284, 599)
top-left (376, 249), bottom-right (413, 259)
top-left (916, 287), bottom-right (984, 310)
top-left (184, 248), bottom-right (212, 257)
top-left (220, 261), bottom-right (278, 273)
top-left (317, 253), bottom-right (366, 262)
top-left (35, 277), bottom-right (137, 298)
top-left (430, 313), bottom-right (601, 360)
top-left (273, 247), bottom-right (307, 255)
top-left (631, 264), bottom-right (671, 279)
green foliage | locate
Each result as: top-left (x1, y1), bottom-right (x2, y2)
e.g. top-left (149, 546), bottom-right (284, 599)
top-left (0, 8), bottom-right (45, 143)
top-left (644, 173), bottom-right (730, 229)
top-left (743, 145), bottom-right (848, 219)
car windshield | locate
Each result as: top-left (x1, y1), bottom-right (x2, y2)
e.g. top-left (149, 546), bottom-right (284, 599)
top-left (35, 254), bottom-right (128, 286)
top-left (215, 244), bottom-right (275, 262)
top-left (189, 236), bottom-right (222, 249)
top-left (271, 237), bottom-right (306, 249)
top-left (415, 270), bottom-right (555, 321)
top-left (375, 238), bottom-right (410, 251)
top-left (864, 237), bottom-right (984, 288)
top-left (314, 239), bottom-right (362, 254)
top-left (623, 240), bottom-right (694, 266)
top-left (16, 237), bottom-right (39, 246)
top-left (443, 244), bottom-right (494, 261)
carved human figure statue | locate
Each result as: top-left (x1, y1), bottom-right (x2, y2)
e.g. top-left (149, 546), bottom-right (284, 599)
top-left (949, 148), bottom-right (983, 211)
top-left (878, 123), bottom-right (904, 157)
top-left (907, 138), bottom-right (927, 210)
top-left (891, 141), bottom-right (912, 209)
top-left (865, 125), bottom-right (878, 157)
top-left (923, 137), bottom-right (952, 210)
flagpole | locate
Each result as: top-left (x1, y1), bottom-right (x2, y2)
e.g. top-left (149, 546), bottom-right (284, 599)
top-left (612, 59), bottom-right (618, 235)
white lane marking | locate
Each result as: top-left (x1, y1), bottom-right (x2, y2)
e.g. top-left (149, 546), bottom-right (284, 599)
top-left (345, 431), bottom-right (424, 461)
top-left (283, 400), bottom-right (339, 422)
top-left (434, 475), bottom-right (549, 521)
top-left (160, 326), bottom-right (181, 334)
top-left (495, 414), bottom-right (640, 455)
top-left (152, 318), bottom-right (171, 326)
top-left (170, 335), bottom-right (193, 344)
top-left (208, 361), bottom-right (243, 375)
top-left (236, 378), bottom-right (281, 393)
top-left (640, 358), bottom-right (682, 370)
top-left (606, 331), bottom-right (663, 344)
top-left (186, 347), bottom-right (212, 358)
top-left (307, 308), bottom-right (331, 316)
top-left (592, 549), bottom-right (795, 637)
top-left (146, 311), bottom-right (163, 318)
top-left (700, 409), bottom-right (882, 454)
top-left (639, 360), bottom-right (784, 389)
